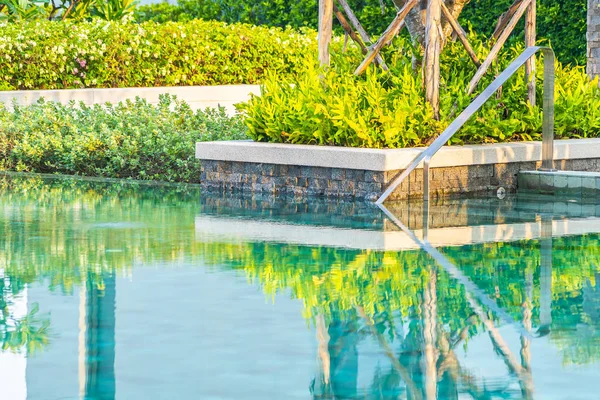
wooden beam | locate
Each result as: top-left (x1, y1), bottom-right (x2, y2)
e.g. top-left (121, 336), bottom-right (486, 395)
top-left (525, 0), bottom-right (536, 105)
top-left (318, 0), bottom-right (334, 66)
top-left (492, 0), bottom-right (525, 41)
top-left (333, 5), bottom-right (369, 55)
top-left (467, 0), bottom-right (532, 95)
top-left (336, 0), bottom-right (388, 70)
top-left (424, 0), bottom-right (443, 119)
top-left (441, 1), bottom-right (481, 67)
top-left (354, 0), bottom-right (418, 75)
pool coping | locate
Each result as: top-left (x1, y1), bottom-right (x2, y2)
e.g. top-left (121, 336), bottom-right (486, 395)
top-left (195, 138), bottom-right (600, 172)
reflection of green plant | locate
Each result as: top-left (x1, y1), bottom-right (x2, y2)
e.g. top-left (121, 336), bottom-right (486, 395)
top-left (0, 175), bottom-right (205, 292)
top-left (199, 234), bottom-right (600, 366)
top-left (1, 302), bottom-right (51, 354)
top-left (2, 175), bottom-right (600, 365)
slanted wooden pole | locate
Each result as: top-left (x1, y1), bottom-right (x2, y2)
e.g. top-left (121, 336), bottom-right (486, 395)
top-left (354, 0), bottom-right (418, 75)
top-left (333, 5), bottom-right (368, 55)
top-left (492, 0), bottom-right (524, 41)
top-left (467, 0), bottom-right (532, 95)
top-left (440, 2), bottom-right (481, 67)
top-left (440, 0), bottom-right (474, 41)
top-left (337, 0), bottom-right (388, 69)
top-left (424, 0), bottom-right (442, 120)
top-left (318, 0), bottom-right (334, 66)
top-left (525, 0), bottom-right (536, 105)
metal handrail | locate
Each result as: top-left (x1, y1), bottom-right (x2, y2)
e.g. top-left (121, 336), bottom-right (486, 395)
top-left (376, 46), bottom-right (555, 204)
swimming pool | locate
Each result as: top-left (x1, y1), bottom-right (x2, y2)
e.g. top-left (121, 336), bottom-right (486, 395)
top-left (1, 173), bottom-right (599, 399)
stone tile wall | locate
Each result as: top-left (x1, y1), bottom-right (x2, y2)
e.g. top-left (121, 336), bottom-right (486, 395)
top-left (199, 158), bottom-right (600, 201)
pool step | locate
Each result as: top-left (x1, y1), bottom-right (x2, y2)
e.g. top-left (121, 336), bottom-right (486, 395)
top-left (518, 170), bottom-right (600, 200)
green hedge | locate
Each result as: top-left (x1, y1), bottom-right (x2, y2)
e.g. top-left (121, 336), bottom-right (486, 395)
top-left (0, 95), bottom-right (248, 181)
top-left (239, 38), bottom-right (600, 148)
top-left (136, 0), bottom-right (587, 65)
top-left (460, 0), bottom-right (587, 66)
top-left (0, 19), bottom-right (323, 90)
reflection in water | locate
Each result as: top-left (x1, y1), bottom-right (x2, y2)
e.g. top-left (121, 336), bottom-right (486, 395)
top-left (1, 174), bottom-right (600, 398)
top-left (82, 273), bottom-right (116, 400)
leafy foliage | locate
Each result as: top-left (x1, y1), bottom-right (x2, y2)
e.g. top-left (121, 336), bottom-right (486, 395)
top-left (0, 0), bottom-right (49, 21)
top-left (136, 0), bottom-right (588, 65)
top-left (0, 19), bottom-right (324, 90)
top-left (0, 0), bottom-right (139, 21)
top-left (239, 37), bottom-right (600, 148)
top-left (88, 0), bottom-right (139, 21)
top-left (460, 0), bottom-right (587, 66)
top-left (0, 95), bottom-right (248, 181)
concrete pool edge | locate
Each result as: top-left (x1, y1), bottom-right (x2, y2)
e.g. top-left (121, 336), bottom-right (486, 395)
top-left (195, 139), bottom-right (600, 200)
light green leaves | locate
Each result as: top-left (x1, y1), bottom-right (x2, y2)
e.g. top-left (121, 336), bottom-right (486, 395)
top-left (239, 35), bottom-right (600, 149)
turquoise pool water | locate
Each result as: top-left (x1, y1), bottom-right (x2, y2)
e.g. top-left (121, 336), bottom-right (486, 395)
top-left (1, 173), bottom-right (599, 399)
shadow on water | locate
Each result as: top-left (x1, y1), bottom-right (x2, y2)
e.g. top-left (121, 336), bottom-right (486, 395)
top-left (1, 173), bottom-right (600, 399)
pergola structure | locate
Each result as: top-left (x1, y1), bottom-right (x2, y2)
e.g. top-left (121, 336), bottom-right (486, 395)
top-left (317, 0), bottom-right (539, 120)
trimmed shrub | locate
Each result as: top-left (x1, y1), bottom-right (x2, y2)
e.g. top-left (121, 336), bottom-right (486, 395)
top-left (136, 0), bottom-right (588, 65)
top-left (0, 19), bottom-right (324, 90)
top-left (239, 37), bottom-right (600, 149)
top-left (460, 0), bottom-right (587, 66)
top-left (0, 95), bottom-right (248, 182)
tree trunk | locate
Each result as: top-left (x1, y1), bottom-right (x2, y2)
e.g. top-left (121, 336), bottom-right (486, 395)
top-left (525, 0), bottom-right (536, 105)
top-left (392, 0), bottom-right (470, 48)
top-left (393, 0), bottom-right (427, 47)
top-left (588, 0), bottom-right (600, 80)
top-left (424, 0), bottom-right (442, 119)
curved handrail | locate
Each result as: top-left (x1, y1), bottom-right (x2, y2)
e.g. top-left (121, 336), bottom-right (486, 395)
top-left (376, 46), bottom-right (555, 204)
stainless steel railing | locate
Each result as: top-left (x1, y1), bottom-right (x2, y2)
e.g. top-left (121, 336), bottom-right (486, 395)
top-left (376, 46), bottom-right (555, 204)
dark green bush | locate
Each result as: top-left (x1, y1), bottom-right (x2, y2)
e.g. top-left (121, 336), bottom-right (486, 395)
top-left (460, 0), bottom-right (587, 66)
top-left (239, 37), bottom-right (600, 148)
top-left (0, 95), bottom-right (248, 182)
top-left (136, 0), bottom-right (588, 65)
top-left (0, 19), bottom-right (325, 90)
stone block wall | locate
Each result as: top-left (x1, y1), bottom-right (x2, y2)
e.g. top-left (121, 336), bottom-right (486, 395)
top-left (199, 158), bottom-right (600, 201)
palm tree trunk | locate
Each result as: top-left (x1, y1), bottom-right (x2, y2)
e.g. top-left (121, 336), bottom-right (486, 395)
top-left (588, 0), bottom-right (600, 80)
top-left (393, 0), bottom-right (427, 47)
top-left (392, 0), bottom-right (471, 48)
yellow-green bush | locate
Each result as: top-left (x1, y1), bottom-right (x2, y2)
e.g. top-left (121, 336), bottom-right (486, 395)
top-left (239, 38), bottom-right (600, 149)
top-left (0, 19), bottom-right (324, 90)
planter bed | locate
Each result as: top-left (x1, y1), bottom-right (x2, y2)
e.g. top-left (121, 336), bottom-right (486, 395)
top-left (196, 139), bottom-right (600, 200)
